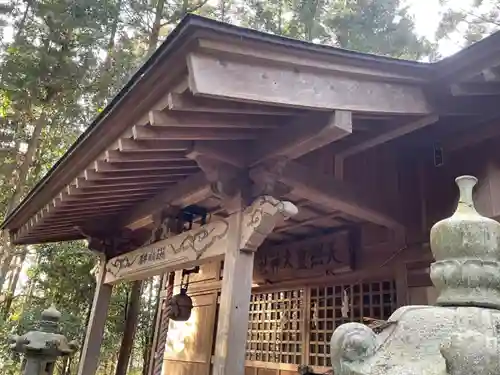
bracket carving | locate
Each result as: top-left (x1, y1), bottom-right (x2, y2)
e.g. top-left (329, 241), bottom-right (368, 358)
top-left (241, 195), bottom-right (298, 252)
top-left (187, 149), bottom-right (248, 211)
top-left (249, 156), bottom-right (291, 198)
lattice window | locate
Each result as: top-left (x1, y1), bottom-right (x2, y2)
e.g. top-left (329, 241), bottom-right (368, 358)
top-left (308, 280), bottom-right (397, 367)
top-left (246, 289), bottom-right (304, 364)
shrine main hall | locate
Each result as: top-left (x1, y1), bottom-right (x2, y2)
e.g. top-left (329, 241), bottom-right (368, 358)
top-left (4, 14), bottom-right (500, 375)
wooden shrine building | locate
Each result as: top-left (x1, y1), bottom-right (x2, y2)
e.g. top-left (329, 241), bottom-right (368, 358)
top-left (4, 14), bottom-right (500, 375)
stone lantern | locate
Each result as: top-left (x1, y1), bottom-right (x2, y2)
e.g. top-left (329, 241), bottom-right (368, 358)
top-left (9, 305), bottom-right (78, 375)
top-left (330, 175), bottom-right (500, 375)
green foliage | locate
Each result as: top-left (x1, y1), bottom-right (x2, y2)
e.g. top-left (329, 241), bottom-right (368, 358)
top-left (437, 0), bottom-right (500, 46)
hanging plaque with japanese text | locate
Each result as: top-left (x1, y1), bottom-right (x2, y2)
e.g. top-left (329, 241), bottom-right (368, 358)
top-left (254, 231), bottom-right (351, 283)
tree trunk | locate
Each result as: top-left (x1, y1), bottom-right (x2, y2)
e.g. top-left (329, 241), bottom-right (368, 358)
top-left (0, 114), bottom-right (47, 289)
top-left (103, 0), bottom-right (122, 71)
top-left (144, 276), bottom-right (161, 375)
top-left (3, 246), bottom-right (27, 318)
top-left (7, 114), bottom-right (46, 215)
top-left (148, 0), bottom-right (166, 55)
top-left (115, 281), bottom-right (142, 375)
top-left (13, 0), bottom-right (32, 42)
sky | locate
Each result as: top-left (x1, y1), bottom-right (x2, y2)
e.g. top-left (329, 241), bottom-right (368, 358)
top-left (407, 0), bottom-right (484, 58)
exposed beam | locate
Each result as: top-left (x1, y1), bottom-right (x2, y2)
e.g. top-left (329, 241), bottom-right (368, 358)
top-left (443, 114), bottom-right (500, 152)
top-left (149, 109), bottom-right (279, 129)
top-left (274, 212), bottom-right (340, 233)
top-left (337, 114), bottom-right (439, 159)
top-left (117, 138), bottom-right (192, 152)
top-left (167, 92), bottom-right (301, 116)
top-left (133, 125), bottom-right (259, 141)
top-left (188, 141), bottom-right (250, 168)
top-left (262, 160), bottom-right (404, 231)
top-left (187, 52), bottom-right (431, 114)
top-left (251, 110), bottom-right (352, 165)
top-left (84, 169), bottom-right (192, 181)
top-left (75, 177), bottom-right (178, 189)
top-left (66, 185), bottom-right (163, 197)
top-left (41, 210), bottom-right (122, 220)
top-left (94, 160), bottom-right (198, 173)
top-left (58, 194), bottom-right (153, 206)
top-left (54, 202), bottom-right (135, 213)
top-left (105, 150), bottom-right (187, 163)
top-left (451, 82), bottom-right (500, 96)
top-left (119, 172), bottom-right (212, 229)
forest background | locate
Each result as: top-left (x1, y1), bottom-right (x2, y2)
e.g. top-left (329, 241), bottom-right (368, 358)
top-left (0, 0), bottom-right (498, 373)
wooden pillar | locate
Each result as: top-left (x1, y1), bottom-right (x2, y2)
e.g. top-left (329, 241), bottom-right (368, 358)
top-left (115, 280), bottom-right (142, 375)
top-left (212, 193), bottom-right (253, 375)
top-left (77, 256), bottom-right (113, 375)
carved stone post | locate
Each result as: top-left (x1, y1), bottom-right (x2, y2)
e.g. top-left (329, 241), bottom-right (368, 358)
top-left (9, 305), bottom-right (77, 375)
top-left (329, 175), bottom-right (500, 375)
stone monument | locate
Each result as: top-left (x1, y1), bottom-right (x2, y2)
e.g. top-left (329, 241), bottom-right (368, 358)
top-left (9, 305), bottom-right (77, 375)
top-left (330, 175), bottom-right (500, 375)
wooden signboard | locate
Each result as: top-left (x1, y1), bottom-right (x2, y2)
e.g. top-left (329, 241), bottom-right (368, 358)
top-left (105, 196), bottom-right (298, 284)
top-left (254, 231), bottom-right (352, 284)
top-left (105, 220), bottom-right (230, 284)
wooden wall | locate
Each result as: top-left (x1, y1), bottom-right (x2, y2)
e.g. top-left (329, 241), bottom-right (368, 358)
top-left (162, 225), bottom-right (433, 375)
top-left (423, 137), bottom-right (500, 228)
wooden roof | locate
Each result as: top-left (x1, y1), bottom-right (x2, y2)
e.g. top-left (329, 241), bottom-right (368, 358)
top-left (4, 15), bottom-right (500, 247)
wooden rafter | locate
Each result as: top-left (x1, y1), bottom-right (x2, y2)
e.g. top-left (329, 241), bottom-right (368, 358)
top-left (256, 160), bottom-right (404, 232)
top-left (149, 109), bottom-right (280, 129)
top-left (451, 81), bottom-right (500, 96)
top-left (337, 115), bottom-right (439, 159)
top-left (83, 170), bottom-right (190, 182)
top-left (117, 139), bottom-right (192, 152)
top-left (133, 125), bottom-right (260, 140)
top-left (252, 110), bottom-right (352, 165)
top-left (65, 185), bottom-right (164, 197)
top-left (93, 160), bottom-right (198, 173)
top-left (105, 150), bottom-right (188, 163)
top-left (167, 92), bottom-right (303, 116)
top-left (119, 171), bottom-right (212, 229)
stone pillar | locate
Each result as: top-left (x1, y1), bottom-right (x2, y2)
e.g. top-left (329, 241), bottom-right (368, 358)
top-left (77, 256), bottom-right (113, 375)
top-left (10, 305), bottom-right (77, 375)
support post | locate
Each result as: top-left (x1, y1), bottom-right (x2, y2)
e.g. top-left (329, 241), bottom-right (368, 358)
top-left (77, 255), bottom-right (113, 375)
top-left (212, 192), bottom-right (253, 375)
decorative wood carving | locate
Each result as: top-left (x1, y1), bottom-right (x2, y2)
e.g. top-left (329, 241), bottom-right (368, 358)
top-left (104, 219), bottom-right (230, 284)
top-left (241, 195), bottom-right (298, 252)
top-left (104, 196), bottom-right (298, 284)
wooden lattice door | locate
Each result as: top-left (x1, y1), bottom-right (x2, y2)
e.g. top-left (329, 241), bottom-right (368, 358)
top-left (307, 280), bottom-right (397, 367)
top-left (245, 279), bottom-right (398, 374)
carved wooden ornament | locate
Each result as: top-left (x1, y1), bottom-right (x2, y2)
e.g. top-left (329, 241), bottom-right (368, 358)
top-left (240, 195), bottom-right (298, 252)
top-left (104, 196), bottom-right (297, 284)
